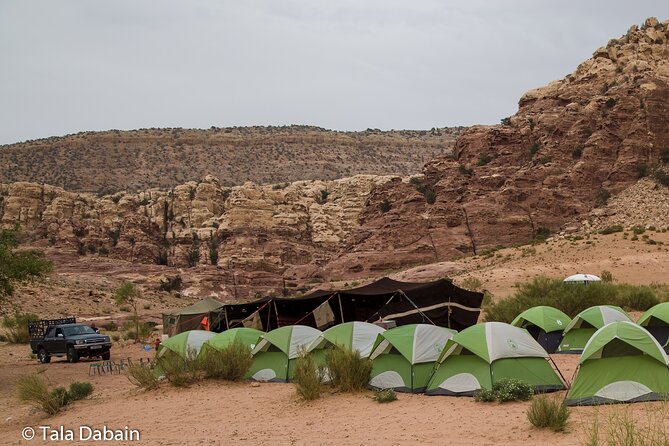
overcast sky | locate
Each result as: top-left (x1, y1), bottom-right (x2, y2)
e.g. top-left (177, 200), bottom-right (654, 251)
top-left (0, 1), bottom-right (666, 145)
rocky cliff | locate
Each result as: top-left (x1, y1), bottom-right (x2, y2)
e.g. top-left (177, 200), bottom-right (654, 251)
top-left (333, 17), bottom-right (669, 275)
top-left (0, 126), bottom-right (463, 192)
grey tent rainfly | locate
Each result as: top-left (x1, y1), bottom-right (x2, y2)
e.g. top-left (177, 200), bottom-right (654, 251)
top-left (162, 277), bottom-right (484, 336)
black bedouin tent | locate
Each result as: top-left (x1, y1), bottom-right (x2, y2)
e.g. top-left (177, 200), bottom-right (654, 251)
top-left (212, 277), bottom-right (483, 333)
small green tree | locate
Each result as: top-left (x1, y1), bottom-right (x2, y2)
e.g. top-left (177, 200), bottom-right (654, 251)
top-left (114, 282), bottom-right (141, 341)
top-left (0, 228), bottom-right (53, 301)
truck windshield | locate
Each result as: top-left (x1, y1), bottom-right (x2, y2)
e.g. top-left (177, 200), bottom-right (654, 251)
top-left (62, 325), bottom-right (97, 336)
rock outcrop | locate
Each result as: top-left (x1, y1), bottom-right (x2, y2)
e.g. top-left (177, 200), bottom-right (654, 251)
top-left (0, 126), bottom-right (463, 192)
top-left (331, 18), bottom-right (669, 275)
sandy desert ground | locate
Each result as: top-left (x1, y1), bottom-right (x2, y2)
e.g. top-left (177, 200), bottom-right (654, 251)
top-left (0, 343), bottom-right (668, 446)
top-left (1, 231), bottom-right (669, 445)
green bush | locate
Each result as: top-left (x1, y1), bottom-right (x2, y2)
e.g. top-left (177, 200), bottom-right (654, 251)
top-left (527, 394), bottom-right (569, 432)
top-left (67, 382), bottom-right (93, 401)
top-left (198, 340), bottom-right (253, 381)
top-left (372, 389), bottom-right (397, 403)
top-left (473, 387), bottom-right (497, 403)
top-left (494, 379), bottom-right (533, 402)
top-left (599, 225), bottom-right (624, 235)
top-left (378, 199), bottom-right (392, 214)
top-left (458, 164), bottom-right (473, 176)
top-left (17, 375), bottom-right (93, 415)
top-left (2, 312), bottom-right (39, 343)
top-left (483, 277), bottom-right (660, 323)
top-left (325, 347), bottom-right (373, 393)
top-left (127, 362), bottom-right (159, 390)
top-left (158, 349), bottom-right (200, 387)
top-left (293, 350), bottom-right (321, 401)
top-left (595, 188), bottom-right (611, 207)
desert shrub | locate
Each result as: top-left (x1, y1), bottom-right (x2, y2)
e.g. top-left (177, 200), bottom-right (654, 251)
top-left (293, 350), bottom-right (321, 401)
top-left (501, 117), bottom-right (512, 126)
top-left (198, 340), bottom-right (253, 381)
top-left (595, 188), bottom-right (611, 207)
top-left (527, 394), bottom-right (569, 432)
top-left (101, 321), bottom-right (117, 331)
top-left (67, 382), bottom-right (93, 401)
top-left (533, 227), bottom-right (550, 241)
top-left (529, 143), bottom-right (540, 155)
top-left (325, 347), bottom-right (373, 392)
top-left (599, 225), bottom-right (623, 235)
top-left (17, 375), bottom-right (64, 415)
top-left (17, 375), bottom-right (93, 415)
top-left (483, 277), bottom-right (660, 322)
top-left (158, 348), bottom-right (200, 387)
top-left (653, 168), bottom-right (669, 187)
top-left (372, 389), bottom-right (397, 403)
top-left (572, 147), bottom-right (583, 159)
top-left (159, 275), bottom-right (182, 292)
top-left (632, 225), bottom-right (646, 235)
top-left (584, 404), bottom-right (669, 446)
top-left (600, 270), bottom-right (614, 283)
top-left (2, 312), bottom-right (38, 343)
top-left (122, 320), bottom-right (154, 341)
top-left (458, 164), bottom-right (473, 176)
top-left (605, 98), bottom-right (617, 108)
top-left (127, 362), bottom-right (159, 390)
top-left (637, 163), bottom-right (650, 178)
top-left (477, 154), bottom-right (492, 166)
top-left (473, 387), bottom-right (498, 402)
top-left (661, 148), bottom-right (669, 164)
top-left (379, 199), bottom-right (392, 213)
top-left (494, 379), bottom-right (533, 402)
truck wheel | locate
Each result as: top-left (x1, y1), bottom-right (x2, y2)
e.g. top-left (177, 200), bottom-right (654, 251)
top-left (101, 352), bottom-right (110, 360)
top-left (66, 346), bottom-right (79, 363)
top-left (38, 348), bottom-right (51, 364)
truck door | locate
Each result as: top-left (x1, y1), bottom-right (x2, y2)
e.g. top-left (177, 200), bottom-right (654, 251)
top-left (53, 327), bottom-right (67, 354)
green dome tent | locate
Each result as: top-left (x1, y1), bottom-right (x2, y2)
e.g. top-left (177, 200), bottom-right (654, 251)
top-left (368, 324), bottom-right (456, 393)
top-left (157, 330), bottom-right (216, 360)
top-left (307, 321), bottom-right (385, 358)
top-left (557, 305), bottom-right (630, 353)
top-left (511, 306), bottom-right (571, 353)
top-left (425, 322), bottom-right (565, 396)
top-left (248, 325), bottom-right (322, 382)
top-left (637, 302), bottom-right (669, 352)
top-left (200, 327), bottom-right (264, 357)
top-left (566, 321), bottom-right (669, 406)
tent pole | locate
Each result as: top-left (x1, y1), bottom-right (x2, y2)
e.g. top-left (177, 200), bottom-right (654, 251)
top-left (337, 293), bottom-right (344, 323)
top-left (549, 356), bottom-right (570, 389)
top-left (266, 301), bottom-right (271, 331)
top-left (399, 291), bottom-right (436, 325)
top-left (273, 299), bottom-right (280, 328)
top-left (224, 307), bottom-right (230, 330)
top-left (364, 293), bottom-right (398, 323)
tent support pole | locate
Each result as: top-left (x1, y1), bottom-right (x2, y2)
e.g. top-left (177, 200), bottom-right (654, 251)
top-left (337, 293), bottom-right (344, 323)
top-left (273, 299), bottom-right (280, 328)
top-left (549, 356), bottom-right (570, 389)
top-left (365, 293), bottom-right (398, 323)
top-left (399, 291), bottom-right (436, 325)
top-left (224, 307), bottom-right (230, 330)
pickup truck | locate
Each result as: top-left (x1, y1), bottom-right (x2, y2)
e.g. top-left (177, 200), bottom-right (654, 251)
top-left (29, 318), bottom-right (112, 363)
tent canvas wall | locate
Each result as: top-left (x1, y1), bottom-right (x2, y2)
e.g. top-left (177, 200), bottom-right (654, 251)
top-left (307, 321), bottom-right (385, 359)
top-left (566, 321), bottom-right (669, 406)
top-left (162, 297), bottom-right (224, 336)
top-left (558, 305), bottom-right (630, 353)
top-left (511, 306), bottom-right (571, 353)
top-left (248, 325), bottom-right (322, 382)
top-left (637, 302), bottom-right (669, 352)
top-left (214, 277), bottom-right (484, 332)
top-left (425, 322), bottom-right (565, 396)
top-left (368, 324), bottom-right (456, 393)
top-left (157, 330), bottom-right (216, 360)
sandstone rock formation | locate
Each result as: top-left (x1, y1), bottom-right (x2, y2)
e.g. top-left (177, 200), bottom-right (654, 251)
top-left (0, 126), bottom-right (463, 192)
top-left (333, 18), bottom-right (669, 275)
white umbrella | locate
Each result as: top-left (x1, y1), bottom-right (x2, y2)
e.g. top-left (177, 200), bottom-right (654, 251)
top-left (563, 274), bottom-right (602, 283)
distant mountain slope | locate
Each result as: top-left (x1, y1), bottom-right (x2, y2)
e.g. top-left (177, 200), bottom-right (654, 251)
top-left (0, 126), bottom-right (464, 193)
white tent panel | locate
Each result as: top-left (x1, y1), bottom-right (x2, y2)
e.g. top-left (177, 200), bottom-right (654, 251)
top-left (594, 381), bottom-right (652, 401)
top-left (437, 373), bottom-right (481, 393)
top-left (369, 371), bottom-right (406, 389)
top-left (412, 325), bottom-right (455, 363)
top-left (486, 322), bottom-right (548, 362)
top-left (288, 326), bottom-right (322, 359)
top-left (351, 322), bottom-right (386, 358)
